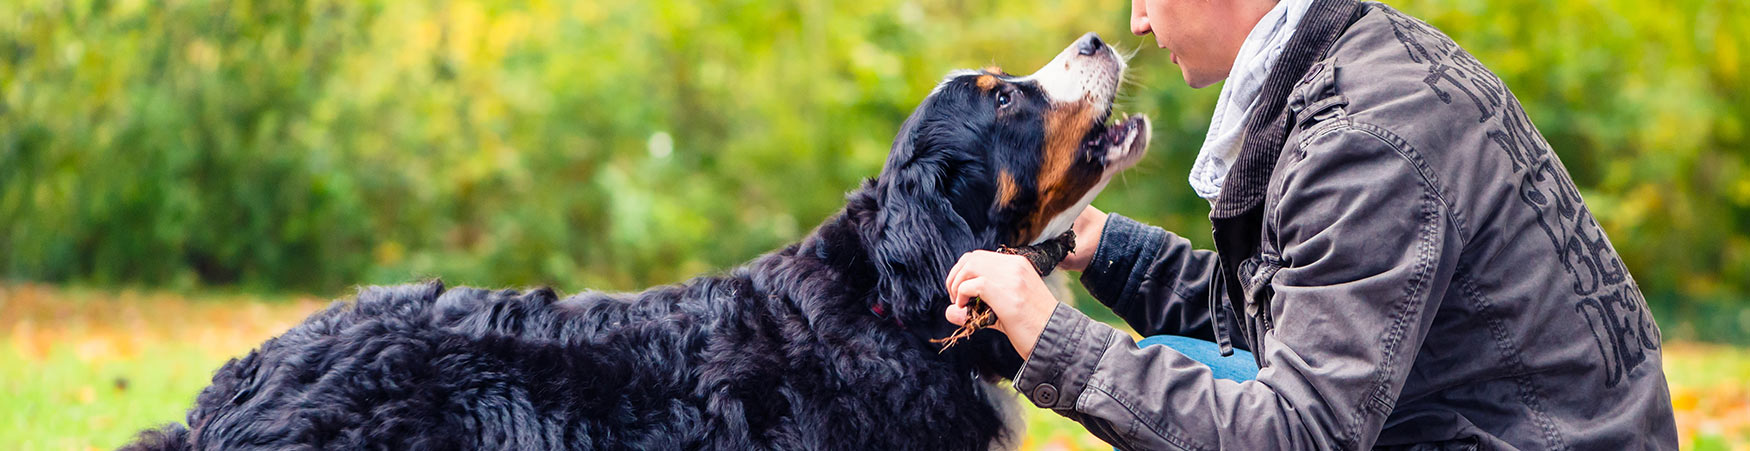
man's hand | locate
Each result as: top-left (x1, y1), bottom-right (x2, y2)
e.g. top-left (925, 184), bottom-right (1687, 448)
top-left (1057, 206), bottom-right (1108, 272)
top-left (944, 251), bottom-right (1060, 359)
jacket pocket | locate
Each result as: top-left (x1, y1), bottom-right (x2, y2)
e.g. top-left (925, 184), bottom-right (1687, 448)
top-left (1287, 60), bottom-right (1348, 130)
top-left (1377, 436), bottom-right (1481, 451)
top-left (1237, 254), bottom-right (1282, 332)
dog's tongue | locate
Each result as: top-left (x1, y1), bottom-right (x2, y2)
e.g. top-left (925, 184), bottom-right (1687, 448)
top-left (1000, 230), bottom-right (1076, 276)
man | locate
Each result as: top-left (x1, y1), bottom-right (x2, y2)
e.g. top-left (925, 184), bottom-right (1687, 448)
top-left (943, 0), bottom-right (1678, 448)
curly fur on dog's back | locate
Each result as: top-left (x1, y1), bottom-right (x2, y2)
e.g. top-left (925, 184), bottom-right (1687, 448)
top-left (119, 62), bottom-right (1153, 449)
top-left (123, 196), bottom-right (1017, 450)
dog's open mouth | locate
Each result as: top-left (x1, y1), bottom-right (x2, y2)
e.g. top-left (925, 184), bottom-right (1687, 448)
top-left (1083, 113), bottom-right (1151, 173)
top-left (1002, 32), bottom-right (1155, 246)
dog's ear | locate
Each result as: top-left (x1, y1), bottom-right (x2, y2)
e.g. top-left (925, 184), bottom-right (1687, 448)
top-left (862, 102), bottom-right (987, 328)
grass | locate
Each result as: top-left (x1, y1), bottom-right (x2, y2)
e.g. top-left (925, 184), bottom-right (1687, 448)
top-left (2, 282), bottom-right (1746, 450)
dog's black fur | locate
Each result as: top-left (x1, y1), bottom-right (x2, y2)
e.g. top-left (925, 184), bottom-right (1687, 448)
top-left (118, 64), bottom-right (1128, 450)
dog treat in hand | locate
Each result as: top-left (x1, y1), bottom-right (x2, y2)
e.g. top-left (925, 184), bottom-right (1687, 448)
top-left (934, 230), bottom-right (1076, 350)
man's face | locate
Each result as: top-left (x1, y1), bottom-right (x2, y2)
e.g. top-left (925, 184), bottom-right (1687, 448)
top-left (1129, 0), bottom-right (1269, 88)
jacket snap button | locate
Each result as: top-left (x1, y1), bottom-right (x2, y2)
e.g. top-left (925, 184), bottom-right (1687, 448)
top-left (1033, 383), bottom-right (1059, 407)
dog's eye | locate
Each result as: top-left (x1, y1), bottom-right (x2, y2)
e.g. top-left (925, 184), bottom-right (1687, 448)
top-left (996, 90), bottom-right (1012, 108)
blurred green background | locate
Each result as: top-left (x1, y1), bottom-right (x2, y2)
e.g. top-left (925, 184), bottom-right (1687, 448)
top-left (3, 0), bottom-right (1747, 338)
top-left (2, 0), bottom-right (1747, 449)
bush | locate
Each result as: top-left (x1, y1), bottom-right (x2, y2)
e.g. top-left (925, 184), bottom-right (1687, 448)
top-left (2, 0), bottom-right (1744, 341)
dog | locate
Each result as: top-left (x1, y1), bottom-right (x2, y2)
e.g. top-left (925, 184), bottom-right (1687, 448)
top-left (123, 32), bottom-right (1150, 451)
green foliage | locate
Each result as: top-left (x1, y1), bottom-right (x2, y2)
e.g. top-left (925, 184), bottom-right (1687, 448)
top-left (1, 1), bottom-right (1745, 339)
top-left (1398, 0), bottom-right (1750, 342)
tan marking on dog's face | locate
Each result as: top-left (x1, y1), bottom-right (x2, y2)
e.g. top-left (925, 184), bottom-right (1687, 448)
top-left (976, 74), bottom-right (998, 91)
top-left (973, 34), bottom-right (1141, 246)
top-left (1016, 100), bottom-right (1104, 244)
top-left (995, 170), bottom-right (1019, 209)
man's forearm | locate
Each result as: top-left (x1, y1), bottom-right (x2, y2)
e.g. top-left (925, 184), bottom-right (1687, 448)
top-left (1078, 213), bottom-right (1224, 342)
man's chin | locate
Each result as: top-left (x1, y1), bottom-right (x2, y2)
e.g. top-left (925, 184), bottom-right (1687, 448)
top-left (1184, 70), bottom-right (1223, 89)
top-left (1176, 66), bottom-right (1198, 88)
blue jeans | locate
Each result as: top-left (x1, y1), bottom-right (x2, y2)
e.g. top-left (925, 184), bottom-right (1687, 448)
top-left (1111, 337), bottom-right (1260, 451)
top-left (1136, 335), bottom-right (1259, 382)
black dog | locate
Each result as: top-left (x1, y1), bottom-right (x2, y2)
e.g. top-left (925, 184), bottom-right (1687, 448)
top-left (124, 33), bottom-right (1150, 450)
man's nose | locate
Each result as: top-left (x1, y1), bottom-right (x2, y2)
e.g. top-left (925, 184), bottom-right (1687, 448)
top-left (1077, 32), bottom-right (1105, 56)
top-left (1130, 0), bottom-right (1151, 36)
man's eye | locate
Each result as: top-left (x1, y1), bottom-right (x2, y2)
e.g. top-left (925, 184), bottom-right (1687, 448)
top-left (997, 91), bottom-right (1012, 108)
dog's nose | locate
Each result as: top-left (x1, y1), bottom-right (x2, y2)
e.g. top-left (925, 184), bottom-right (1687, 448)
top-left (1078, 32), bottom-right (1105, 56)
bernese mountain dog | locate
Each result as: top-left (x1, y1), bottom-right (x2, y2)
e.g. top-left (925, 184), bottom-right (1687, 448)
top-left (123, 32), bottom-right (1150, 451)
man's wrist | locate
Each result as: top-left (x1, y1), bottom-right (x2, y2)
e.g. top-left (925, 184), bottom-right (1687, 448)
top-left (1007, 301), bottom-right (1057, 360)
top-left (1078, 213), bottom-right (1168, 306)
top-left (1011, 303), bottom-right (1116, 410)
top-left (1060, 208), bottom-right (1109, 272)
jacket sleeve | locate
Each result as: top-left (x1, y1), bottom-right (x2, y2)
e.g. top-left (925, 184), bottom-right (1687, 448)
top-left (1015, 128), bottom-right (1462, 450)
top-left (1078, 214), bottom-right (1227, 343)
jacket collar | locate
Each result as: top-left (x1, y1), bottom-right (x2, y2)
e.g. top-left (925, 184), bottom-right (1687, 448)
top-left (1210, 0), bottom-right (1367, 219)
top-left (1204, 0), bottom-right (1369, 358)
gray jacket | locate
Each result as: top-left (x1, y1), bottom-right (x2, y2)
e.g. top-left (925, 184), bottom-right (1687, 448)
top-left (1011, 1), bottom-right (1678, 449)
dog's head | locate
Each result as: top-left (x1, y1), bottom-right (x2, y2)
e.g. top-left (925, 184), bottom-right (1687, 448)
top-left (860, 33), bottom-right (1149, 333)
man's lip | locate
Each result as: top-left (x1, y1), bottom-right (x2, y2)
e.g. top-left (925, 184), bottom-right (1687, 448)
top-left (1171, 53), bottom-right (1179, 64)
